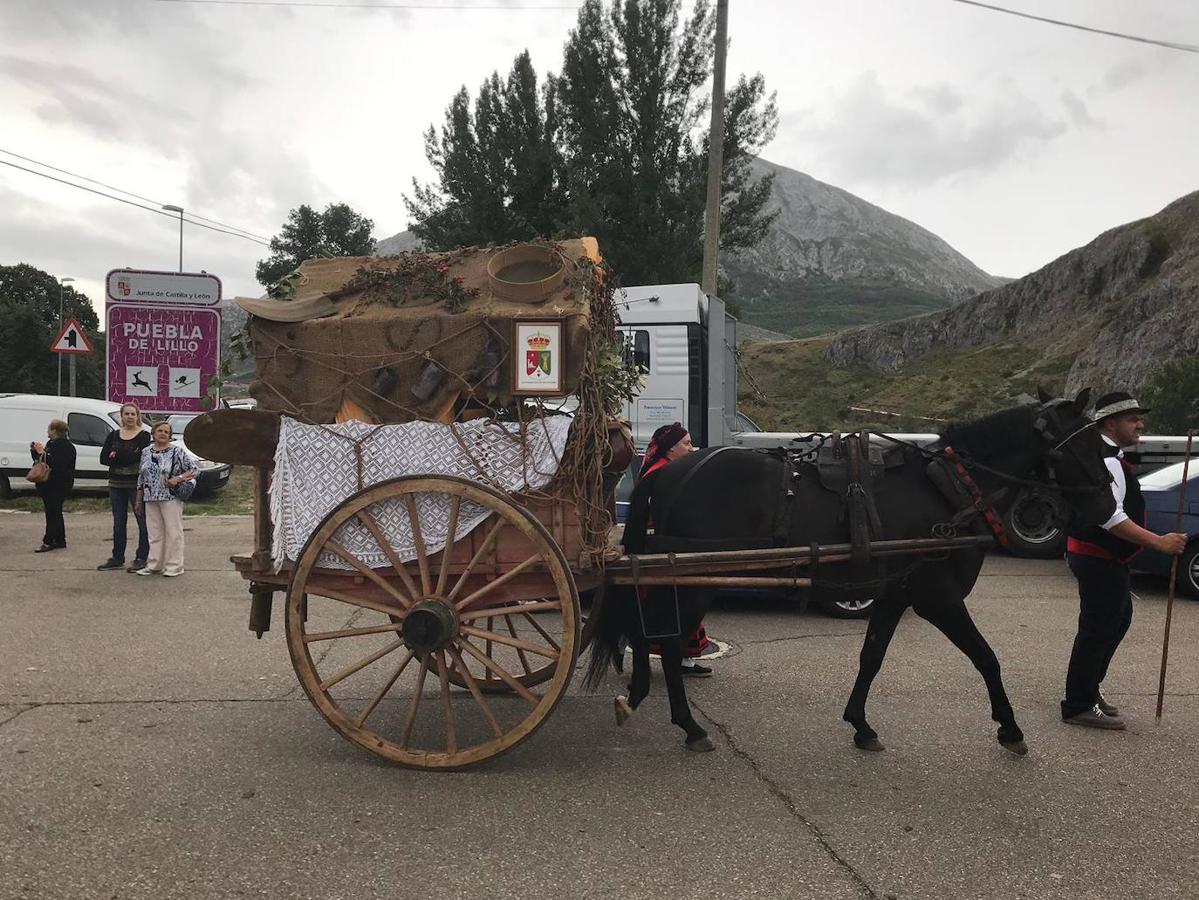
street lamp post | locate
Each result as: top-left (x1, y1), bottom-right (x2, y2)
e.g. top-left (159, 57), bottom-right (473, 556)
top-left (57, 276), bottom-right (75, 396)
top-left (162, 204), bottom-right (184, 271)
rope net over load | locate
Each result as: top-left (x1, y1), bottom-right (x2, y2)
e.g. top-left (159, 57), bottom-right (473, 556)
top-left (234, 238), bottom-right (638, 568)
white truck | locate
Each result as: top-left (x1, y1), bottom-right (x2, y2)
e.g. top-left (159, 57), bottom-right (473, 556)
top-left (615, 283), bottom-right (1194, 562)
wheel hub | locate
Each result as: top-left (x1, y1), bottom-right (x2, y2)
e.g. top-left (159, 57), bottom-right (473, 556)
top-left (402, 599), bottom-right (458, 655)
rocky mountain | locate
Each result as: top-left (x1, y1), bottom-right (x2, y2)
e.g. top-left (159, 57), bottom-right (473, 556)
top-left (375, 157), bottom-right (999, 336)
top-left (824, 190), bottom-right (1199, 395)
top-left (725, 158), bottom-right (1002, 335)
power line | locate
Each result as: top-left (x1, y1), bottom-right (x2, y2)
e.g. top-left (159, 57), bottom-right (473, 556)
top-left (0, 148), bottom-right (271, 241)
top-left (155, 0), bottom-right (578, 9)
top-left (0, 159), bottom-right (271, 245)
top-left (949, 0), bottom-right (1199, 54)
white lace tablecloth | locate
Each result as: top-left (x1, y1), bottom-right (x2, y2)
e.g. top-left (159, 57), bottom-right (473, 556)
top-left (270, 416), bottom-right (573, 570)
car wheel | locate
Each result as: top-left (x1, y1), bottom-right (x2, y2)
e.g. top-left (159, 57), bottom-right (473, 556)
top-left (1003, 488), bottom-right (1068, 559)
top-left (0, 472), bottom-right (10, 500)
top-left (1179, 543), bottom-right (1199, 600)
top-left (818, 594), bottom-right (876, 619)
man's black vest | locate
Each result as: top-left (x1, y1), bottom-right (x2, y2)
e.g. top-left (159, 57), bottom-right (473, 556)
top-left (1067, 444), bottom-right (1145, 563)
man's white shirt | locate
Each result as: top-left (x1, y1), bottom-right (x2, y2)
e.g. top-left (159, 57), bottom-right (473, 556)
top-left (1101, 435), bottom-right (1129, 532)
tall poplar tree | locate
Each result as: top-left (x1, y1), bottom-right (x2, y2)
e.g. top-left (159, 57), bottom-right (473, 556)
top-left (404, 0), bottom-right (777, 289)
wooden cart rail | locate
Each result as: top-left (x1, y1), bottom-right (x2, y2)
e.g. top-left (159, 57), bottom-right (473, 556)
top-left (606, 535), bottom-right (994, 585)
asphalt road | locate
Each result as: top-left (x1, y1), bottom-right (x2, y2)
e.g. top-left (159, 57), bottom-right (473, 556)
top-left (2, 511), bottom-right (1197, 900)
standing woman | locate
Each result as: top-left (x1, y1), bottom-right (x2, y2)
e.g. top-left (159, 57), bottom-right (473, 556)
top-left (97, 403), bottom-right (152, 572)
top-left (134, 421), bottom-right (197, 577)
top-left (30, 419), bottom-right (76, 552)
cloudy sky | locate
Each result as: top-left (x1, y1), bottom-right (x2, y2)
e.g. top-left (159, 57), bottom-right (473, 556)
top-left (2, 0), bottom-right (1196, 316)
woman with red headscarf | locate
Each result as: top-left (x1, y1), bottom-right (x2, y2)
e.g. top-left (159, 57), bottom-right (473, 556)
top-left (621, 422), bottom-right (714, 676)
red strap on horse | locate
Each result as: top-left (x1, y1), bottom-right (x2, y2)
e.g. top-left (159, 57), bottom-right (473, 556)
top-left (943, 446), bottom-right (1010, 547)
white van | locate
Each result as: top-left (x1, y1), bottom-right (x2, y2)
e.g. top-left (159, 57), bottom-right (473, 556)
top-left (0, 394), bottom-right (231, 499)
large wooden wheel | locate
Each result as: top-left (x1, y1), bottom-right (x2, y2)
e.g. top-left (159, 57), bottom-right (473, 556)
top-left (285, 475), bottom-right (579, 769)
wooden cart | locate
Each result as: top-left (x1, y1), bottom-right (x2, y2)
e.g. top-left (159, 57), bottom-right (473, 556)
top-left (190, 409), bottom-right (991, 771)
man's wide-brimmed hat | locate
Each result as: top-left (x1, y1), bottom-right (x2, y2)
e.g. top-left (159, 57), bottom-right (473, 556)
top-left (1092, 391), bottom-right (1151, 422)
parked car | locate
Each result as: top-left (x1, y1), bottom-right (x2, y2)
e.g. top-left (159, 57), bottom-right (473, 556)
top-left (0, 394), bottom-right (232, 499)
top-left (1131, 460), bottom-right (1199, 598)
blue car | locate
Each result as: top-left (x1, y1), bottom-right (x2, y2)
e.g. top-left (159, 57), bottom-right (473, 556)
top-left (1131, 461), bottom-right (1199, 598)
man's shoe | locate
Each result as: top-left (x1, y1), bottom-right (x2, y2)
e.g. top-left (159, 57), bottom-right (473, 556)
top-left (1097, 694), bottom-right (1120, 717)
top-left (681, 663), bottom-right (713, 678)
top-left (34, 544), bottom-right (54, 553)
top-left (98, 558), bottom-right (124, 570)
top-left (1063, 705), bottom-right (1125, 731)
top-left (135, 567), bottom-right (162, 576)
top-left (126, 559), bottom-right (147, 573)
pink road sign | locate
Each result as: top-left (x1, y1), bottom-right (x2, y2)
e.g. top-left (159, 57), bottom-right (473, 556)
top-left (106, 304), bottom-right (222, 414)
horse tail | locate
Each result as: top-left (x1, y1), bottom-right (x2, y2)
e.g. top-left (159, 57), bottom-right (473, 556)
top-left (583, 583), bottom-right (639, 691)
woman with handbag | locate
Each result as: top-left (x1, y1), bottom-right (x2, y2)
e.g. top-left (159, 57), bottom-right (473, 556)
top-left (133, 421), bottom-right (197, 577)
top-left (97, 403), bottom-right (152, 572)
top-left (29, 419), bottom-right (77, 553)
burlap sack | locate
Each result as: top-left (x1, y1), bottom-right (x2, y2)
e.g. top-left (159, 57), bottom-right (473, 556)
top-left (241, 239), bottom-right (597, 424)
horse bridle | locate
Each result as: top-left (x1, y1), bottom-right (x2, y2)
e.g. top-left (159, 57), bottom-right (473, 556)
top-left (1028, 399), bottom-right (1111, 496)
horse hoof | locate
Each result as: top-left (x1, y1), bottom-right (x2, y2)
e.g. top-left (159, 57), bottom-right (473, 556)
top-left (1000, 739), bottom-right (1029, 756)
top-left (854, 735), bottom-right (885, 752)
top-left (614, 696), bottom-right (633, 726)
top-left (686, 735), bottom-right (715, 753)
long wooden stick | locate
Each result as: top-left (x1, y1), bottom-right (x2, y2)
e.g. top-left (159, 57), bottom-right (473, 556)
top-left (1156, 431), bottom-right (1194, 723)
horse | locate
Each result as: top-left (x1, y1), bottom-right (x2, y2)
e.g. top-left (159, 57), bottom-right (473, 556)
top-left (585, 390), bottom-right (1116, 755)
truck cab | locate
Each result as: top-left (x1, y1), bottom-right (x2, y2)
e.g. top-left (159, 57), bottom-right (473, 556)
top-left (615, 283), bottom-right (738, 450)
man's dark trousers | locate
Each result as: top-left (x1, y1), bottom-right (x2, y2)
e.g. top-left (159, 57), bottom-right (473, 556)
top-left (1063, 552), bottom-right (1133, 718)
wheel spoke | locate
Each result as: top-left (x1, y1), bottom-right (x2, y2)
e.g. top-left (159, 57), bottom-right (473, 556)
top-left (522, 610), bottom-right (561, 651)
top-left (504, 615), bottom-right (534, 675)
top-left (459, 639), bottom-right (540, 706)
top-left (484, 615), bottom-right (495, 683)
top-left (461, 625), bottom-right (558, 660)
top-left (399, 655), bottom-right (430, 749)
top-left (302, 584), bottom-right (408, 619)
top-left (304, 621), bottom-right (404, 643)
top-left (454, 553), bottom-right (543, 611)
top-left (459, 599), bottom-right (562, 621)
top-left (354, 649), bottom-right (415, 727)
top-left (355, 509), bottom-right (423, 602)
top-left (325, 538), bottom-right (416, 610)
top-left (435, 494), bottom-right (461, 597)
top-left (436, 650), bottom-right (457, 754)
top-left (319, 638), bottom-right (405, 691)
top-left (444, 519), bottom-right (505, 603)
top-left (447, 646), bottom-right (502, 738)
top-left (403, 494), bottom-right (433, 596)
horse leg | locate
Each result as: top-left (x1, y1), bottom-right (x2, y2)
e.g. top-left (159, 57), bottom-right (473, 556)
top-left (914, 599), bottom-right (1027, 756)
top-left (616, 630), bottom-right (653, 726)
top-left (659, 636), bottom-right (714, 752)
top-left (843, 599), bottom-right (905, 752)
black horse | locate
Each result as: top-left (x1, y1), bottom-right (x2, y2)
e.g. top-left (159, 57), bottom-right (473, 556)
top-left (585, 391), bottom-right (1115, 755)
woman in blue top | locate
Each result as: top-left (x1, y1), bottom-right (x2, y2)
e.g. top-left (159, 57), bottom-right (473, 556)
top-left (133, 421), bottom-right (197, 577)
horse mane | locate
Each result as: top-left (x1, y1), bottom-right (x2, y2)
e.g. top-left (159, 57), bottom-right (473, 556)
top-left (940, 404), bottom-right (1038, 460)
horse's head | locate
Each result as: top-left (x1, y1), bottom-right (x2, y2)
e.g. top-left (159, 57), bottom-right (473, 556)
top-left (1032, 387), bottom-right (1116, 527)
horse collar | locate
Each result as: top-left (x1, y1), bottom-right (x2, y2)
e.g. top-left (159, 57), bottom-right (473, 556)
top-left (942, 446), bottom-right (1010, 547)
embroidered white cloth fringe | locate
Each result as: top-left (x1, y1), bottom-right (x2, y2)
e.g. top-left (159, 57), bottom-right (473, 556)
top-left (270, 416), bottom-right (573, 571)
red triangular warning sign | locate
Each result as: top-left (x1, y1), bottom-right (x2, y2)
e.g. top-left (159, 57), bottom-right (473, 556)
top-left (50, 317), bottom-right (94, 354)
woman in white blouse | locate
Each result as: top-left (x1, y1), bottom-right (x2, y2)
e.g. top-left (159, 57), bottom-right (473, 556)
top-left (133, 421), bottom-right (197, 577)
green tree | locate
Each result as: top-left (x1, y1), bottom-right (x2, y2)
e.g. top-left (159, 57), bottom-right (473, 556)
top-left (405, 0), bottom-right (778, 289)
top-left (256, 203), bottom-right (376, 287)
top-left (1141, 358), bottom-right (1199, 434)
top-left (0, 263), bottom-right (106, 398)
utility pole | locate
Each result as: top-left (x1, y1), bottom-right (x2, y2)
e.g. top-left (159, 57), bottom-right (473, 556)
top-left (701, 0), bottom-right (729, 296)
top-left (57, 276), bottom-right (74, 396)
